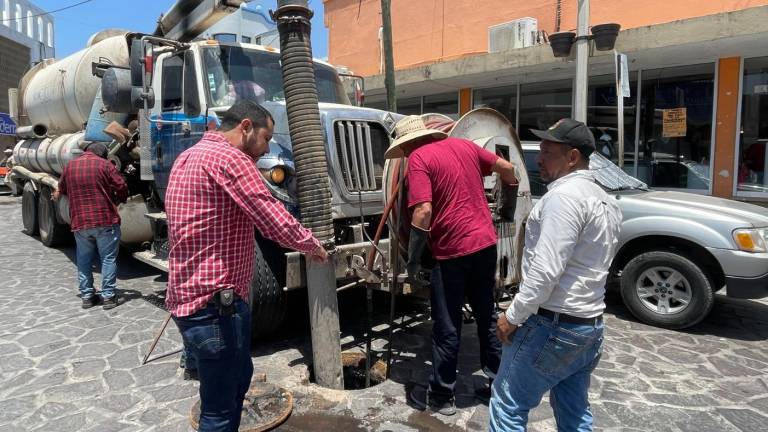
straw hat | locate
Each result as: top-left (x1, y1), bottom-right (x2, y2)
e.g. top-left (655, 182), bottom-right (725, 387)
top-left (384, 115), bottom-right (448, 159)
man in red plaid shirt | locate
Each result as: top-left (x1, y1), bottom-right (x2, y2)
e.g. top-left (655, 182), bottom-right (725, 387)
top-left (54, 142), bottom-right (128, 310)
top-left (165, 100), bottom-right (327, 431)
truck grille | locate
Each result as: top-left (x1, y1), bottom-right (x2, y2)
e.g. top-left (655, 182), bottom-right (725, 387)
top-left (334, 120), bottom-right (388, 192)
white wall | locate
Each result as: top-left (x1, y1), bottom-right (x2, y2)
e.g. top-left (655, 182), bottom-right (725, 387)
top-left (0, 0), bottom-right (54, 63)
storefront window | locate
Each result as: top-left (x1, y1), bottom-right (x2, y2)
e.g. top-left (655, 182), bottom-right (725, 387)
top-left (637, 64), bottom-right (715, 190)
top-left (474, 85), bottom-right (517, 130)
top-left (423, 92), bottom-right (459, 119)
top-left (518, 80), bottom-right (572, 141)
top-left (737, 57), bottom-right (768, 195)
top-left (587, 73), bottom-right (638, 166)
top-left (397, 97), bottom-right (422, 116)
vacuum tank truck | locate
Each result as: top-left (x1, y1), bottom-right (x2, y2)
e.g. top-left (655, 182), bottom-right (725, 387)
top-left (6, 0), bottom-right (531, 337)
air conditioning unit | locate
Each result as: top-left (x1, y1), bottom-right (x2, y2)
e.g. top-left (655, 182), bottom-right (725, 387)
top-left (488, 17), bottom-right (538, 53)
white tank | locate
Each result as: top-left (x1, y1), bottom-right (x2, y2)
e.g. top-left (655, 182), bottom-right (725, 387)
top-left (20, 35), bottom-right (129, 135)
top-left (13, 132), bottom-right (86, 176)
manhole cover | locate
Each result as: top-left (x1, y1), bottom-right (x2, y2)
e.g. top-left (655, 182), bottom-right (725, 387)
top-left (190, 382), bottom-right (293, 431)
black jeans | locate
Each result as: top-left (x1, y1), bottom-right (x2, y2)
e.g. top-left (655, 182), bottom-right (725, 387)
top-left (428, 245), bottom-right (502, 398)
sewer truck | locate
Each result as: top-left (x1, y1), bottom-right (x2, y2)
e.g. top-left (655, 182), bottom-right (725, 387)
top-left (6, 0), bottom-right (531, 337)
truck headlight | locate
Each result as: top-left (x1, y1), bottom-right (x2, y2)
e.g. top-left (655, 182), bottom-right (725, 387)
top-left (733, 228), bottom-right (768, 253)
top-left (260, 167), bottom-right (287, 186)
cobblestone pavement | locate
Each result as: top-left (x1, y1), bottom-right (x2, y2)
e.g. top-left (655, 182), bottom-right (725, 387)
top-left (1, 193), bottom-right (767, 431)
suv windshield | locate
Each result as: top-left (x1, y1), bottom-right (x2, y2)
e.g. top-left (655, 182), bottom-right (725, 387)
top-left (202, 45), bottom-right (350, 107)
top-left (523, 145), bottom-right (648, 195)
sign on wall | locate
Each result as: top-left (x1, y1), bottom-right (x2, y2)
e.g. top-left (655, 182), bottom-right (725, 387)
top-left (0, 113), bottom-right (17, 136)
top-left (662, 108), bottom-right (687, 138)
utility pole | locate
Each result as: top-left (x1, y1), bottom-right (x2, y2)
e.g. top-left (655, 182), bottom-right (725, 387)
top-left (573, 0), bottom-right (589, 123)
top-left (381, 0), bottom-right (397, 112)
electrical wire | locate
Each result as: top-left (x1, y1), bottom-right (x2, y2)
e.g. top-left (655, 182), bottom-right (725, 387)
top-left (0, 0), bottom-right (96, 22)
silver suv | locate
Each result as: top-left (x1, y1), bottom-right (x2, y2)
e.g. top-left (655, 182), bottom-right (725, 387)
top-left (522, 142), bottom-right (768, 329)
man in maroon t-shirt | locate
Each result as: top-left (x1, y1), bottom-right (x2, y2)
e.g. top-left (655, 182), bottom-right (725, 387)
top-left (384, 116), bottom-right (518, 415)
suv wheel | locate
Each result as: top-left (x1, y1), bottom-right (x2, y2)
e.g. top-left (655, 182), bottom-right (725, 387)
top-left (620, 251), bottom-right (714, 329)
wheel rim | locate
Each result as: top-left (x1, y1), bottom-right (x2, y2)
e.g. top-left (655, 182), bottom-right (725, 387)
top-left (635, 266), bottom-right (692, 315)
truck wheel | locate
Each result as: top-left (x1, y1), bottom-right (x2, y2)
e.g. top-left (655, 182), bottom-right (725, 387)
top-left (249, 235), bottom-right (288, 339)
top-left (620, 251), bottom-right (714, 329)
top-left (38, 186), bottom-right (70, 247)
top-left (22, 182), bottom-right (39, 236)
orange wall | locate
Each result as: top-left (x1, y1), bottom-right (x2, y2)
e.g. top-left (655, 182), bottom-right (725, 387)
top-left (323, 0), bottom-right (768, 77)
top-left (712, 57), bottom-right (741, 199)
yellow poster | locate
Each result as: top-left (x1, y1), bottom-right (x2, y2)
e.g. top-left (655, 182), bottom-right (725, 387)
top-left (662, 108), bottom-right (687, 138)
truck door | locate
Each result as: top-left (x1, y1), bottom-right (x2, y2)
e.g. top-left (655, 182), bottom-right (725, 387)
top-left (150, 50), bottom-right (210, 201)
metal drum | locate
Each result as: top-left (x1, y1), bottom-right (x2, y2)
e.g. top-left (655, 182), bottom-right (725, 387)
top-left (13, 132), bottom-right (85, 175)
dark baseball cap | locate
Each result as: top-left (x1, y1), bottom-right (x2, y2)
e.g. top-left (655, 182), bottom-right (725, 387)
top-left (531, 118), bottom-right (596, 157)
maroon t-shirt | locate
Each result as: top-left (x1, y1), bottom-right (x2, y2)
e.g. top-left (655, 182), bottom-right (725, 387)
top-left (407, 137), bottom-right (498, 260)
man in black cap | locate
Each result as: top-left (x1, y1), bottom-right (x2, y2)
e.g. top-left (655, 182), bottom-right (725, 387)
top-left (489, 118), bottom-right (622, 431)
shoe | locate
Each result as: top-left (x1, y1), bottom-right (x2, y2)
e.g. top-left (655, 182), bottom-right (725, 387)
top-left (81, 296), bottom-right (98, 309)
top-left (102, 295), bottom-right (119, 310)
top-left (183, 368), bottom-right (199, 381)
top-left (408, 386), bottom-right (428, 411)
top-left (408, 386), bottom-right (456, 416)
top-left (428, 393), bottom-right (456, 416)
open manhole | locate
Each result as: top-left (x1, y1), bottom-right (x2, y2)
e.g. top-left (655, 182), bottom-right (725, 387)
top-left (190, 382), bottom-right (293, 431)
top-left (310, 351), bottom-right (388, 390)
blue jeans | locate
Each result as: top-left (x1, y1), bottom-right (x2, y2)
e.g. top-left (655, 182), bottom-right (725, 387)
top-left (74, 224), bottom-right (120, 300)
top-left (430, 245), bottom-right (501, 398)
top-left (489, 313), bottom-right (604, 432)
top-left (173, 299), bottom-right (253, 432)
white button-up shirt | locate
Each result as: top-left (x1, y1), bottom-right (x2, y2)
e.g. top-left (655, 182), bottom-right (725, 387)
top-left (505, 170), bottom-right (622, 325)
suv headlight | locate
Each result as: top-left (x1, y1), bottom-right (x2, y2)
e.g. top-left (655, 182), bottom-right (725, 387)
top-left (733, 228), bottom-right (768, 253)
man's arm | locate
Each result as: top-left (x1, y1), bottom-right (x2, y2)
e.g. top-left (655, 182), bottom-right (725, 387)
top-left (505, 193), bottom-right (584, 325)
top-left (410, 202), bottom-right (432, 230)
top-left (106, 163), bottom-right (129, 204)
top-left (492, 157), bottom-right (518, 186)
top-left (217, 157), bottom-right (325, 260)
top-left (53, 168), bottom-right (68, 201)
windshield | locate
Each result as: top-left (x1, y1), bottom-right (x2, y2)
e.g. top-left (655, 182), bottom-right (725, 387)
top-left (589, 152), bottom-right (648, 191)
top-left (202, 45), bottom-right (350, 107)
top-left (523, 145), bottom-right (648, 195)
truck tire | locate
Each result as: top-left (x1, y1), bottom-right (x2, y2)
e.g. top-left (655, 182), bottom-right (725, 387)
top-left (249, 235), bottom-right (288, 339)
top-left (38, 186), bottom-right (71, 247)
top-left (620, 250), bottom-right (714, 329)
top-left (22, 182), bottom-right (39, 236)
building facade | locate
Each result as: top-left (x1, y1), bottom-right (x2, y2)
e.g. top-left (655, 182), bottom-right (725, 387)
top-left (323, 0), bottom-right (768, 203)
top-left (0, 0), bottom-right (54, 152)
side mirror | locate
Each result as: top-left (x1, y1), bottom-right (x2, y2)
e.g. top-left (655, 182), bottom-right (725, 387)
top-left (129, 39), bottom-right (144, 88)
top-left (182, 50), bottom-right (201, 117)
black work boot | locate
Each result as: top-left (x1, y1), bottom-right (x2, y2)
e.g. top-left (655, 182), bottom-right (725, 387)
top-left (81, 296), bottom-right (98, 309)
top-left (102, 295), bottom-right (119, 310)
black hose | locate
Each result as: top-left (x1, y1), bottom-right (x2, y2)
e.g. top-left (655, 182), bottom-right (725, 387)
top-left (274, 1), bottom-right (334, 243)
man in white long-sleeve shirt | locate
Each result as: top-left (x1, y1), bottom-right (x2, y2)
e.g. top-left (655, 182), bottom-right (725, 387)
top-left (489, 118), bottom-right (622, 432)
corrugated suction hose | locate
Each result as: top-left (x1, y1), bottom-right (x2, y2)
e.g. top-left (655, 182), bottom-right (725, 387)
top-left (273, 2), bottom-right (334, 243)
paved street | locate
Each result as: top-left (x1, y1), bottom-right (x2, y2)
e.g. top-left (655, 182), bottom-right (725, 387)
top-left (0, 192), bottom-right (767, 432)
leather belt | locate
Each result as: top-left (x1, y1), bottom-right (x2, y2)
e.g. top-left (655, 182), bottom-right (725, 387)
top-left (537, 308), bottom-right (603, 325)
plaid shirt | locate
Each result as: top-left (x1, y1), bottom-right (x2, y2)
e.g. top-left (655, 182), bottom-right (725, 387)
top-left (58, 152), bottom-right (128, 231)
top-left (165, 132), bottom-right (322, 317)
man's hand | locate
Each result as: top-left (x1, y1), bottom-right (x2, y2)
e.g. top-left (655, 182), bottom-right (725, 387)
top-left (52, 189), bottom-right (60, 201)
top-left (306, 246), bottom-right (329, 264)
top-left (496, 313), bottom-right (518, 344)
